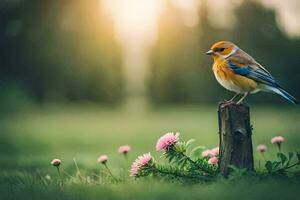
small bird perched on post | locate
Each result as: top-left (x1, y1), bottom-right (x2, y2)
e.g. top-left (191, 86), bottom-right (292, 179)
top-left (206, 41), bottom-right (298, 104)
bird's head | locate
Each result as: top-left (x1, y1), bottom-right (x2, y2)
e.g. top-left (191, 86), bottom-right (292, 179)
top-left (206, 41), bottom-right (238, 60)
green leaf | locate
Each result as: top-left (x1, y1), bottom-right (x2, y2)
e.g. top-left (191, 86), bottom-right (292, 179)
top-left (186, 139), bottom-right (195, 146)
top-left (272, 161), bottom-right (281, 170)
top-left (296, 150), bottom-right (300, 163)
top-left (265, 161), bottom-right (273, 173)
top-left (286, 152), bottom-right (294, 166)
top-left (175, 142), bottom-right (187, 153)
top-left (185, 139), bottom-right (196, 154)
top-left (190, 146), bottom-right (205, 156)
top-left (277, 153), bottom-right (287, 165)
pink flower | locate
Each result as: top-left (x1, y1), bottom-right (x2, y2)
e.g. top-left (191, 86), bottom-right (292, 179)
top-left (130, 153), bottom-right (152, 177)
top-left (202, 147), bottom-right (220, 158)
top-left (156, 132), bottom-right (179, 151)
top-left (210, 147), bottom-right (219, 156)
top-left (51, 159), bottom-right (61, 167)
top-left (271, 136), bottom-right (285, 144)
top-left (118, 145), bottom-right (131, 154)
top-left (208, 157), bottom-right (218, 165)
top-left (256, 144), bottom-right (267, 153)
top-left (201, 149), bottom-right (213, 158)
top-left (97, 155), bottom-right (108, 164)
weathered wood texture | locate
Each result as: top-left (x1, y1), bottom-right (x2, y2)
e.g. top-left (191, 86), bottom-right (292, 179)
top-left (218, 103), bottom-right (254, 176)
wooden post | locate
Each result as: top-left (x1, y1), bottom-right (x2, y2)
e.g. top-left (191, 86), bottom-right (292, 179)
top-left (218, 102), bottom-right (254, 176)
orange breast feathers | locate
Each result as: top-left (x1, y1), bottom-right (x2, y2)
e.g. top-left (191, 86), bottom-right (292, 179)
top-left (212, 58), bottom-right (258, 93)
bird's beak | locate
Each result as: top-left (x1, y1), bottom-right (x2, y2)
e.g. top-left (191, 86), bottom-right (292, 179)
top-left (206, 50), bottom-right (214, 55)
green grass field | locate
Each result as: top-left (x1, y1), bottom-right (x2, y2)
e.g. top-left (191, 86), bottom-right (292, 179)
top-left (0, 104), bottom-right (300, 200)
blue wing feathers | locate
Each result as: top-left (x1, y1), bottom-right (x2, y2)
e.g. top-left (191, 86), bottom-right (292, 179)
top-left (228, 61), bottom-right (279, 87)
top-left (228, 62), bottom-right (250, 75)
top-left (226, 56), bottom-right (298, 104)
top-left (278, 88), bottom-right (299, 104)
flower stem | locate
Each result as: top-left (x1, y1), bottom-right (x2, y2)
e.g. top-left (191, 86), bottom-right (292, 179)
top-left (176, 151), bottom-right (212, 174)
top-left (284, 162), bottom-right (300, 170)
top-left (73, 158), bottom-right (84, 181)
top-left (261, 153), bottom-right (267, 162)
top-left (104, 163), bottom-right (117, 181)
top-left (56, 166), bottom-right (63, 185)
top-left (277, 143), bottom-right (281, 152)
top-left (123, 153), bottom-right (128, 161)
top-left (155, 166), bottom-right (212, 181)
top-left (273, 161), bottom-right (300, 173)
top-left (62, 168), bottom-right (75, 179)
top-left (73, 158), bottom-right (80, 174)
top-left (56, 166), bottom-right (61, 178)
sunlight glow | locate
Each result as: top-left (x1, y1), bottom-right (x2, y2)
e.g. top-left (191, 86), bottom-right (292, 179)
top-left (171, 0), bottom-right (200, 27)
top-left (101, 0), bottom-right (165, 99)
top-left (102, 0), bottom-right (164, 46)
top-left (100, 0), bottom-right (299, 100)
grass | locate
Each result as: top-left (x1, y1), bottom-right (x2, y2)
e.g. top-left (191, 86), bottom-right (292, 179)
top-left (0, 104), bottom-right (300, 200)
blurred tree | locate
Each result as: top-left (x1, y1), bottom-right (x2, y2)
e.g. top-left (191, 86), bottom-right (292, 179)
top-left (148, 1), bottom-right (200, 103)
top-left (148, 0), bottom-right (300, 104)
top-left (148, 0), bottom-right (230, 104)
top-left (0, 0), bottom-right (123, 104)
top-left (1, 0), bottom-right (299, 106)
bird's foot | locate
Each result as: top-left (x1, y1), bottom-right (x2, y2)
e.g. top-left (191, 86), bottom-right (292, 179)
top-left (236, 100), bottom-right (243, 105)
top-left (220, 100), bottom-right (236, 108)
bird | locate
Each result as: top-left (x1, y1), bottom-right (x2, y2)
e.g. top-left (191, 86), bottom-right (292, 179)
top-left (206, 41), bottom-right (298, 105)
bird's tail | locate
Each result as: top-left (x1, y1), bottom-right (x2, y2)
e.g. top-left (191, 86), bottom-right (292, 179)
top-left (262, 85), bottom-right (298, 104)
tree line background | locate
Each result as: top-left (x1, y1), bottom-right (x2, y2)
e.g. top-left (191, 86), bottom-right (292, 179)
top-left (1, 0), bottom-right (299, 110)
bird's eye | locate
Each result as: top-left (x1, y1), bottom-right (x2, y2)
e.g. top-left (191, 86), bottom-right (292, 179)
top-left (219, 48), bottom-right (225, 52)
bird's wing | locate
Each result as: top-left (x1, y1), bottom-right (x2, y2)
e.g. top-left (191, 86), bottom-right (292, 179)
top-left (226, 55), bottom-right (281, 88)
